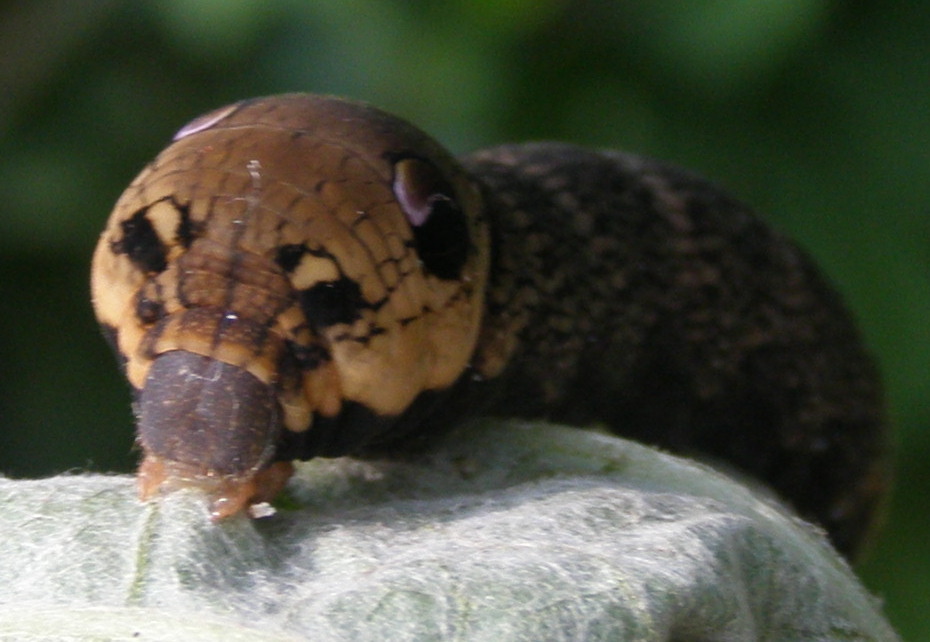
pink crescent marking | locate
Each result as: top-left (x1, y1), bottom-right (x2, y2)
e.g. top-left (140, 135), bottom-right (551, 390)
top-left (173, 103), bottom-right (241, 141)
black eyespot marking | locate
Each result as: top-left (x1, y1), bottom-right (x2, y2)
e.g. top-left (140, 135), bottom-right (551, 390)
top-left (298, 276), bottom-right (367, 329)
top-left (392, 157), bottom-right (470, 281)
top-left (112, 208), bottom-right (168, 273)
top-left (411, 195), bottom-right (471, 281)
top-left (275, 243), bottom-right (307, 273)
top-left (288, 341), bottom-right (332, 371)
top-left (135, 293), bottom-right (166, 325)
top-left (274, 243), bottom-right (339, 274)
top-left (175, 201), bottom-right (199, 249)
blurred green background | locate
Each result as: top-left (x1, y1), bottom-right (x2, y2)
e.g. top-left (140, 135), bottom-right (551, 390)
top-left (0, 0), bottom-right (925, 636)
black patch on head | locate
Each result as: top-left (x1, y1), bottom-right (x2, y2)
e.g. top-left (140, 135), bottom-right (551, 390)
top-left (135, 292), bottom-right (165, 325)
top-left (274, 243), bottom-right (338, 274)
top-left (175, 201), bottom-right (199, 249)
top-left (392, 156), bottom-right (470, 281)
top-left (298, 277), bottom-right (367, 329)
top-left (112, 207), bottom-right (168, 273)
top-left (275, 243), bottom-right (307, 273)
top-left (411, 197), bottom-right (471, 281)
top-left (287, 340), bottom-right (331, 371)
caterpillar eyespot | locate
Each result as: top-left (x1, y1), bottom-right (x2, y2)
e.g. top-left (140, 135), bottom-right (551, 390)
top-left (392, 156), bottom-right (471, 281)
top-left (91, 93), bottom-right (888, 559)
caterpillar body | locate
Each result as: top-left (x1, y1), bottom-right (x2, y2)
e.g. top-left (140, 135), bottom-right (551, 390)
top-left (91, 94), bottom-right (887, 558)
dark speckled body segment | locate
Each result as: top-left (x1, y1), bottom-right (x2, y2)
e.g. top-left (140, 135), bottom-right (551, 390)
top-left (463, 143), bottom-right (886, 557)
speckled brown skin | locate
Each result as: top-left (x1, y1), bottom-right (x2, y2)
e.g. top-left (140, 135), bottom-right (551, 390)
top-left (91, 94), bottom-right (886, 558)
top-left (463, 144), bottom-right (886, 559)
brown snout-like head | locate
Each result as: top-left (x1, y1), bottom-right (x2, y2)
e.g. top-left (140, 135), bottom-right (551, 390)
top-left (136, 350), bottom-right (281, 483)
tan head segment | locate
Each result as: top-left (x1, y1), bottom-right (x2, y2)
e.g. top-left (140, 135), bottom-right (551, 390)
top-left (91, 95), bottom-right (490, 502)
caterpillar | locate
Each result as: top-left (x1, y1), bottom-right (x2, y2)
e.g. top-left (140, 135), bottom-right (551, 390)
top-left (91, 94), bottom-right (887, 558)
